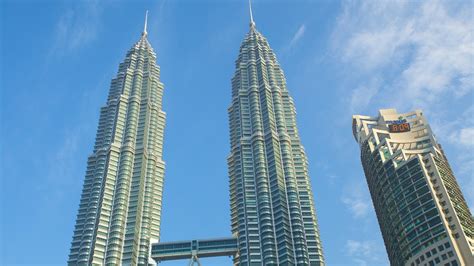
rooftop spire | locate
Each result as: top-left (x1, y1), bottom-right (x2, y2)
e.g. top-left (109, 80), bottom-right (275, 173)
top-left (249, 0), bottom-right (255, 27)
top-left (142, 10), bottom-right (148, 36)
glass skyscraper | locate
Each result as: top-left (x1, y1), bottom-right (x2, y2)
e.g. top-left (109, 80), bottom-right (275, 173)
top-left (353, 109), bottom-right (474, 266)
top-left (227, 13), bottom-right (325, 266)
top-left (68, 14), bottom-right (167, 265)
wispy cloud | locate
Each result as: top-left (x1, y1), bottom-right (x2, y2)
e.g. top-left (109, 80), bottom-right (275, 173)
top-left (333, 0), bottom-right (473, 113)
top-left (289, 24), bottom-right (306, 48)
top-left (450, 128), bottom-right (474, 147)
top-left (349, 78), bottom-right (380, 113)
top-left (346, 239), bottom-right (386, 266)
top-left (341, 182), bottom-right (371, 219)
top-left (281, 24), bottom-right (306, 54)
top-left (49, 0), bottom-right (103, 57)
top-left (36, 128), bottom-right (81, 202)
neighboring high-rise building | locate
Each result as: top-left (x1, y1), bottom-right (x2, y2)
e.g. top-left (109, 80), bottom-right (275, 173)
top-left (227, 5), bottom-right (325, 265)
top-left (68, 13), bottom-right (167, 265)
top-left (353, 109), bottom-right (474, 266)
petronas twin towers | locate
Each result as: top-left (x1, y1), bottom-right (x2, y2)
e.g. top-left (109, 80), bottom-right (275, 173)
top-left (228, 20), bottom-right (324, 265)
top-left (69, 17), bottom-right (166, 265)
top-left (69, 6), bottom-right (325, 266)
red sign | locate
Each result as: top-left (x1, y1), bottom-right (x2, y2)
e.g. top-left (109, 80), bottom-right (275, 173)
top-left (389, 123), bottom-right (410, 133)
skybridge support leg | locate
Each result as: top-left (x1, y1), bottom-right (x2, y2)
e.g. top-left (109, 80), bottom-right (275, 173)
top-left (188, 251), bottom-right (202, 266)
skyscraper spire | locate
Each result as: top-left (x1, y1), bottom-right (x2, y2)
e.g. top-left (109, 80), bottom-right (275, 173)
top-left (143, 10), bottom-right (148, 36)
top-left (68, 10), bottom-right (167, 265)
top-left (228, 5), bottom-right (325, 265)
top-left (248, 0), bottom-right (255, 27)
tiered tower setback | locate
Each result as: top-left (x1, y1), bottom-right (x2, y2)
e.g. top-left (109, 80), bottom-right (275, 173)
top-left (227, 10), bottom-right (325, 266)
top-left (68, 13), bottom-right (167, 265)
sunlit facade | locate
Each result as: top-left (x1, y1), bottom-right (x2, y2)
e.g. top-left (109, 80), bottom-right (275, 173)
top-left (227, 19), bottom-right (325, 265)
top-left (68, 18), bottom-right (166, 265)
top-left (353, 109), bottom-right (474, 266)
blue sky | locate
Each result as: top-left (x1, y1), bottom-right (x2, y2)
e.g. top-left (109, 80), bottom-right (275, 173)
top-left (1, 0), bottom-right (473, 265)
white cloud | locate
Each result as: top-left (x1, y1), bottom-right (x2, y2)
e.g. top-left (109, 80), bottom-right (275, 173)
top-left (347, 240), bottom-right (375, 257)
top-left (36, 129), bottom-right (81, 202)
top-left (281, 24), bottom-right (307, 55)
top-left (49, 0), bottom-right (102, 56)
top-left (289, 24), bottom-right (306, 48)
top-left (341, 182), bottom-right (371, 219)
top-left (346, 240), bottom-right (387, 266)
top-left (350, 78), bottom-right (380, 113)
top-left (333, 0), bottom-right (473, 112)
top-left (450, 128), bottom-right (474, 147)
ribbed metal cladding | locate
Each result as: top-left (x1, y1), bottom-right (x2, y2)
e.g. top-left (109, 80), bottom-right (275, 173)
top-left (68, 33), bottom-right (166, 265)
top-left (228, 23), bottom-right (325, 266)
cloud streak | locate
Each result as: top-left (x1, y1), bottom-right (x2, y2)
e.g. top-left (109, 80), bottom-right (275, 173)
top-left (341, 182), bottom-right (371, 219)
top-left (289, 24), bottom-right (306, 48)
top-left (49, 0), bottom-right (102, 57)
top-left (346, 239), bottom-right (386, 266)
top-left (349, 78), bottom-right (380, 113)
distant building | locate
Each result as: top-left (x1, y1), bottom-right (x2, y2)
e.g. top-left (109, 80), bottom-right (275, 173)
top-left (226, 5), bottom-right (325, 265)
top-left (68, 13), bottom-right (166, 265)
top-left (353, 109), bottom-right (474, 266)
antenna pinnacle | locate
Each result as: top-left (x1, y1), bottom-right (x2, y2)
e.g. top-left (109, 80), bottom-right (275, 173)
top-left (143, 10), bottom-right (148, 36)
top-left (249, 0), bottom-right (255, 26)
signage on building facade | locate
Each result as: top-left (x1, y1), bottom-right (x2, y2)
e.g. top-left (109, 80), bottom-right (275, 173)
top-left (388, 123), bottom-right (410, 133)
top-left (386, 117), bottom-right (407, 125)
top-left (386, 116), bottom-right (411, 133)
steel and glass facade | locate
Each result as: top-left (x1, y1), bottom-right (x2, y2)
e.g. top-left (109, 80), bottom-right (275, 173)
top-left (353, 109), bottom-right (474, 266)
top-left (152, 237), bottom-right (238, 263)
top-left (68, 29), bottom-right (166, 265)
top-left (227, 21), bottom-right (324, 266)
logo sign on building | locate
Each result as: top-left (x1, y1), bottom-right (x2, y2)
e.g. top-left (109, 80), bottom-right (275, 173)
top-left (388, 123), bottom-right (410, 133)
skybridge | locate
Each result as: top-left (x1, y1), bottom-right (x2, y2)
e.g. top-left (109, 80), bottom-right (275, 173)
top-left (151, 237), bottom-right (238, 265)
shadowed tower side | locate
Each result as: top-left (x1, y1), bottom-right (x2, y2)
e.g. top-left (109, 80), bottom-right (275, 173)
top-left (68, 12), bottom-right (167, 265)
top-left (227, 2), bottom-right (325, 265)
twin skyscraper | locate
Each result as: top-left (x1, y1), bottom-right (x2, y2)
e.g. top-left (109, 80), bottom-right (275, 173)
top-left (68, 7), bottom-right (324, 266)
top-left (68, 4), bottom-right (473, 266)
